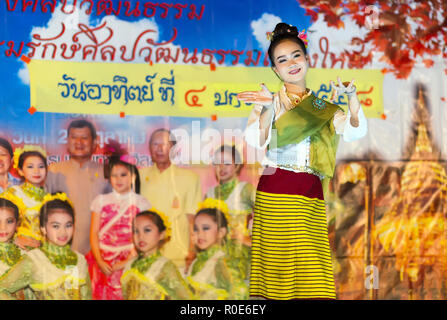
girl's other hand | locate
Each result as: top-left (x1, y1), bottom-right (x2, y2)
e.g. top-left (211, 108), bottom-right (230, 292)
top-left (330, 77), bottom-right (357, 101)
top-left (112, 251), bottom-right (137, 272)
top-left (237, 84), bottom-right (273, 106)
top-left (98, 259), bottom-right (113, 276)
top-left (111, 260), bottom-right (127, 272)
top-left (129, 247), bottom-right (138, 259)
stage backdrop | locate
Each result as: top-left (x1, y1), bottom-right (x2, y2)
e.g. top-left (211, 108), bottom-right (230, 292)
top-left (1, 0), bottom-right (446, 299)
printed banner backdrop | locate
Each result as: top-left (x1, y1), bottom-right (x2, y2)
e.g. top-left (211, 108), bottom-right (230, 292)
top-left (1, 0), bottom-right (447, 300)
top-left (27, 60), bottom-right (383, 117)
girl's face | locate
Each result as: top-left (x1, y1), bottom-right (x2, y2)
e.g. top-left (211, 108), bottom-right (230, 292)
top-left (272, 40), bottom-right (308, 86)
top-left (0, 146), bottom-right (12, 176)
top-left (18, 155), bottom-right (47, 186)
top-left (133, 215), bottom-right (165, 256)
top-left (193, 214), bottom-right (227, 251)
top-left (110, 164), bottom-right (134, 194)
top-left (213, 151), bottom-right (240, 184)
top-left (0, 208), bottom-right (17, 243)
top-left (41, 210), bottom-right (74, 247)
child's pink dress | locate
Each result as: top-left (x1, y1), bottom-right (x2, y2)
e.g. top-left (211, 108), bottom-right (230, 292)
top-left (86, 190), bottom-right (151, 300)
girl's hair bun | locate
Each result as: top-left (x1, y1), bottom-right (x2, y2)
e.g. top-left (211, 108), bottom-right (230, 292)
top-left (271, 23), bottom-right (299, 41)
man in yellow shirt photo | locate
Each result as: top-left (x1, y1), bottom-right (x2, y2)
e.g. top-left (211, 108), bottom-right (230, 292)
top-left (139, 128), bottom-right (202, 274)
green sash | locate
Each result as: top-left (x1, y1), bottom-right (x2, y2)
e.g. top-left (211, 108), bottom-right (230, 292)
top-left (271, 93), bottom-right (342, 179)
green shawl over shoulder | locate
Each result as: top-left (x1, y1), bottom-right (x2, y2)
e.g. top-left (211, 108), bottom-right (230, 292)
top-left (270, 92), bottom-right (342, 179)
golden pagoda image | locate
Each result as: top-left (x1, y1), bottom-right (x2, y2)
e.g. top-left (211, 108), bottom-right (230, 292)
top-left (373, 85), bottom-right (447, 299)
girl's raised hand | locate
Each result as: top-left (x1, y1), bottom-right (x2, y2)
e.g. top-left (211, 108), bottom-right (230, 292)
top-left (237, 84), bottom-right (273, 106)
top-left (330, 77), bottom-right (357, 101)
top-left (331, 77), bottom-right (361, 126)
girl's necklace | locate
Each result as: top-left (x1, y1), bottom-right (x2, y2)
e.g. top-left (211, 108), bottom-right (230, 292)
top-left (40, 241), bottom-right (78, 270)
top-left (191, 245), bottom-right (221, 276)
top-left (22, 182), bottom-right (45, 202)
top-left (286, 88), bottom-right (311, 107)
top-left (131, 251), bottom-right (161, 274)
top-left (0, 242), bottom-right (22, 267)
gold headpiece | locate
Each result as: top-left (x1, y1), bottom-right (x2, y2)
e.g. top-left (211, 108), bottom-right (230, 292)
top-left (13, 145), bottom-right (47, 170)
top-left (148, 208), bottom-right (172, 239)
top-left (0, 192), bottom-right (26, 217)
top-left (266, 26), bottom-right (308, 48)
top-left (197, 198), bottom-right (231, 225)
top-left (39, 193), bottom-right (74, 211)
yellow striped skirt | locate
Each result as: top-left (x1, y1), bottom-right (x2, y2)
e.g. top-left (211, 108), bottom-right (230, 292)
top-left (249, 170), bottom-right (336, 300)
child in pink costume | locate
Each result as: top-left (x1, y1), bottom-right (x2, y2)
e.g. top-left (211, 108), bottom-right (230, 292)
top-left (86, 159), bottom-right (151, 300)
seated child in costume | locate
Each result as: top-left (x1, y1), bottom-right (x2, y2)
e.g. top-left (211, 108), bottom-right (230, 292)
top-left (2, 145), bottom-right (48, 250)
top-left (87, 159), bottom-right (151, 300)
top-left (0, 193), bottom-right (92, 300)
top-left (121, 209), bottom-right (193, 300)
top-left (205, 145), bottom-right (255, 280)
top-left (186, 198), bottom-right (248, 300)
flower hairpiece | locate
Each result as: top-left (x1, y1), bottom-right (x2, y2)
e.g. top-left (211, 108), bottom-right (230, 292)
top-left (266, 26), bottom-right (309, 48)
top-left (197, 198), bottom-right (231, 225)
top-left (298, 29), bottom-right (308, 48)
top-left (104, 139), bottom-right (128, 157)
top-left (13, 145), bottom-right (47, 170)
top-left (39, 193), bottom-right (74, 211)
top-left (0, 192), bottom-right (27, 217)
top-left (149, 208), bottom-right (172, 239)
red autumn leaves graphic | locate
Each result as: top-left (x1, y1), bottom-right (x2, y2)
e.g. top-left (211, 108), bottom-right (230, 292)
top-left (299, 0), bottom-right (447, 78)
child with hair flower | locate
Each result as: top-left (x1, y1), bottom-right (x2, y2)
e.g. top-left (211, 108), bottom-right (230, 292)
top-left (0, 194), bottom-right (30, 300)
top-left (0, 194), bottom-right (24, 277)
top-left (0, 193), bottom-right (92, 300)
top-left (121, 209), bottom-right (193, 300)
top-left (205, 144), bottom-right (255, 281)
top-left (87, 158), bottom-right (151, 300)
top-left (186, 198), bottom-right (248, 300)
top-left (2, 145), bottom-right (49, 250)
